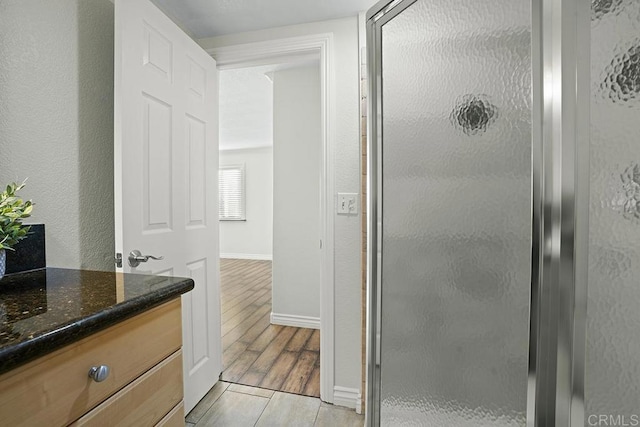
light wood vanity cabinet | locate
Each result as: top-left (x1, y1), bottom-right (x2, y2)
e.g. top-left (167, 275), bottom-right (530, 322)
top-left (0, 299), bottom-right (184, 427)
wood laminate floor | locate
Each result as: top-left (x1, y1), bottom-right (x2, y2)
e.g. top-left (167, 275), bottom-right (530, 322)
top-left (219, 259), bottom-right (320, 398)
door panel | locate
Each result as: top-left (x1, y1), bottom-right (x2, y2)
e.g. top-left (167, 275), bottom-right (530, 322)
top-left (186, 116), bottom-right (207, 228)
top-left (185, 259), bottom-right (209, 370)
top-left (142, 93), bottom-right (173, 232)
top-left (115, 0), bottom-right (221, 414)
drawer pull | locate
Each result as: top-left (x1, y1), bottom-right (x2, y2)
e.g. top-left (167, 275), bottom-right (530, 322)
top-left (88, 365), bottom-right (110, 382)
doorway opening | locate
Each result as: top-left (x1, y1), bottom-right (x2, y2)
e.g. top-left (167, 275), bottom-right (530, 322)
top-left (217, 57), bottom-right (323, 398)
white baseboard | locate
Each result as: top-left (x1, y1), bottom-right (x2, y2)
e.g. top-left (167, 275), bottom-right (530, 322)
top-left (220, 253), bottom-right (272, 261)
top-left (333, 386), bottom-right (362, 413)
top-left (270, 312), bottom-right (320, 330)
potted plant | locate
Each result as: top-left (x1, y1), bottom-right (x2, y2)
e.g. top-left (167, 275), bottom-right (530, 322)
top-left (0, 181), bottom-right (33, 280)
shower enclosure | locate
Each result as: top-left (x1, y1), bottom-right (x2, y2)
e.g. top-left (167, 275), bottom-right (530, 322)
top-left (366, 0), bottom-right (640, 425)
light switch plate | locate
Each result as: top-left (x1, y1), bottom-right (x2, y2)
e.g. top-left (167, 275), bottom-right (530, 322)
top-left (337, 193), bottom-right (358, 215)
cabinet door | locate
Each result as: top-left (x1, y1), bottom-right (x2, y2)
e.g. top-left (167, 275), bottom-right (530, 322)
top-left (0, 301), bottom-right (181, 427)
top-left (72, 351), bottom-right (183, 426)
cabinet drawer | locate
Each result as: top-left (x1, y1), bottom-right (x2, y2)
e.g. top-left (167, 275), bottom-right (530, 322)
top-left (155, 401), bottom-right (185, 427)
top-left (72, 350), bottom-right (183, 426)
top-left (0, 299), bottom-right (182, 427)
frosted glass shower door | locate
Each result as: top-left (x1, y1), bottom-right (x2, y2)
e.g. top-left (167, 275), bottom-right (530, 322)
top-left (375, 0), bottom-right (532, 425)
top-left (587, 0), bottom-right (640, 421)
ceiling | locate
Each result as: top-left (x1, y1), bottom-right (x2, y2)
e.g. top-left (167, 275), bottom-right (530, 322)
top-left (219, 65), bottom-right (274, 151)
top-left (151, 0), bottom-right (378, 38)
top-left (219, 60), bottom-right (319, 151)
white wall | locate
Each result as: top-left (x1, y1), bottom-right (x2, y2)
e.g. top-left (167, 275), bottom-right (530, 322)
top-left (0, 0), bottom-right (115, 270)
top-left (272, 65), bottom-right (321, 322)
top-left (199, 16), bottom-right (363, 399)
top-left (219, 147), bottom-right (273, 259)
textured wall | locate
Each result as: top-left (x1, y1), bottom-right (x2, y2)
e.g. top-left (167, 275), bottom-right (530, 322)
top-left (272, 65), bottom-right (321, 320)
top-left (0, 0), bottom-right (115, 270)
top-left (219, 147), bottom-right (273, 259)
top-left (199, 17), bottom-right (363, 394)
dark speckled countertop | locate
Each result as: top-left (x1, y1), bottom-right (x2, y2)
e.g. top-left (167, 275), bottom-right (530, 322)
top-left (0, 268), bottom-right (194, 375)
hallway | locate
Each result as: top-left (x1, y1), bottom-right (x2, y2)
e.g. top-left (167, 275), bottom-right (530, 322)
top-left (220, 259), bottom-right (320, 397)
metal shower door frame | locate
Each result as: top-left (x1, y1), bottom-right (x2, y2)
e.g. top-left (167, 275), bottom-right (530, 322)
top-left (365, 2), bottom-right (417, 426)
top-left (534, 0), bottom-right (591, 425)
top-left (364, 0), bottom-right (591, 425)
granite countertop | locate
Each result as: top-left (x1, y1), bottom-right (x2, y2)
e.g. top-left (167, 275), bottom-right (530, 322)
top-left (0, 268), bottom-right (194, 375)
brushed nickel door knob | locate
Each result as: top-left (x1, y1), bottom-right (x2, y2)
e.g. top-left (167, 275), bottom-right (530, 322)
top-left (128, 250), bottom-right (164, 268)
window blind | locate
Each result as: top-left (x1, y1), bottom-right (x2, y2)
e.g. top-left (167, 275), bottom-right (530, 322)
top-left (219, 165), bottom-right (246, 221)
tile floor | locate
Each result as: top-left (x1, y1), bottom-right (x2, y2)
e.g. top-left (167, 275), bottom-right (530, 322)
top-left (186, 381), bottom-right (364, 427)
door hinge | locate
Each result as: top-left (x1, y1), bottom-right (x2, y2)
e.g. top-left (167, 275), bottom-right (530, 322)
top-left (115, 252), bottom-right (122, 268)
top-left (320, 239), bottom-right (323, 249)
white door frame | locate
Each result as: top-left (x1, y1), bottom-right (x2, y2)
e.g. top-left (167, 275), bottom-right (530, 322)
top-left (206, 33), bottom-right (336, 403)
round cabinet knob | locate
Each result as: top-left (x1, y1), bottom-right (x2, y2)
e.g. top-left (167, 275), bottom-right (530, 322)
top-left (88, 365), bottom-right (110, 382)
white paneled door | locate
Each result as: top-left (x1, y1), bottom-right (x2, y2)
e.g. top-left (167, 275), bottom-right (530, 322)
top-left (114, 0), bottom-right (221, 414)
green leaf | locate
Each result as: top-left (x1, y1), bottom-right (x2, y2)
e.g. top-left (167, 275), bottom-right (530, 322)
top-left (0, 179), bottom-right (34, 250)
